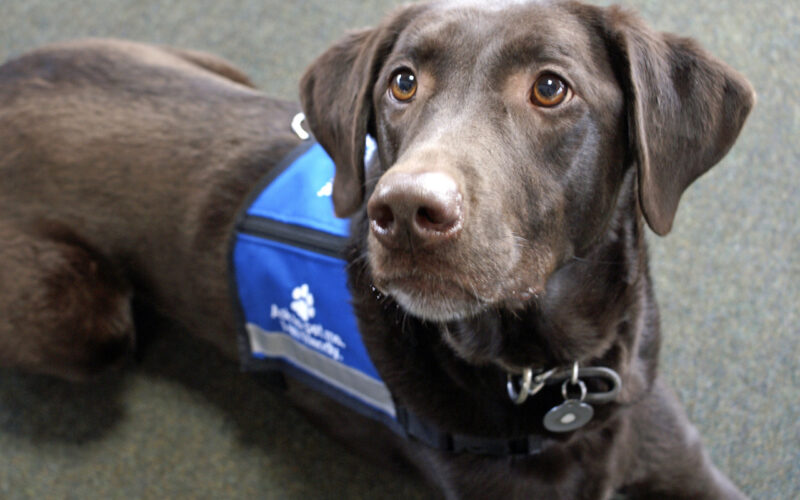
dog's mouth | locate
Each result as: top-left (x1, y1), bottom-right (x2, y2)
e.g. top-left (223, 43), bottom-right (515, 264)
top-left (373, 273), bottom-right (491, 322)
top-left (366, 229), bottom-right (555, 322)
top-left (372, 269), bottom-right (545, 323)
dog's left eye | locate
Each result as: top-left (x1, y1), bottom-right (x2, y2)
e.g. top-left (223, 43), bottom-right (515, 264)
top-left (531, 73), bottom-right (570, 107)
top-left (389, 69), bottom-right (418, 102)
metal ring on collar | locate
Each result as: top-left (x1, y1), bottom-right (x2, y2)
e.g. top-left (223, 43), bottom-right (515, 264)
top-left (570, 361), bottom-right (579, 384)
top-left (507, 368), bottom-right (533, 404)
top-left (291, 112), bottom-right (310, 140)
top-left (550, 366), bottom-right (621, 404)
top-left (561, 378), bottom-right (587, 401)
top-left (580, 367), bottom-right (621, 404)
top-left (507, 367), bottom-right (558, 405)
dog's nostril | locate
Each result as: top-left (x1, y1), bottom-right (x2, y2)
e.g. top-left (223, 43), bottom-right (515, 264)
top-left (370, 203), bottom-right (395, 233)
top-left (418, 207), bottom-right (438, 224)
top-left (415, 202), bottom-right (459, 232)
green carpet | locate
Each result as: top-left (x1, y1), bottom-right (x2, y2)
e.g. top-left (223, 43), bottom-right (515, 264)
top-left (0, 1), bottom-right (796, 498)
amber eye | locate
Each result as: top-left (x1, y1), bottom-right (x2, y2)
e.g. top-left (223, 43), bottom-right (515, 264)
top-left (390, 69), bottom-right (417, 102)
top-left (531, 73), bottom-right (569, 107)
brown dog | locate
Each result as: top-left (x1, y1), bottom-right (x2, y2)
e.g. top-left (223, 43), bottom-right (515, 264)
top-left (0, 1), bottom-right (753, 498)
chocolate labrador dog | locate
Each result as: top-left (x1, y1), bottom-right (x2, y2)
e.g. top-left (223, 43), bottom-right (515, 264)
top-left (0, 0), bottom-right (753, 498)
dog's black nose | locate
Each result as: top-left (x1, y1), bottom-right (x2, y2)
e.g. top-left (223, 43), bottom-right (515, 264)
top-left (367, 171), bottom-right (463, 249)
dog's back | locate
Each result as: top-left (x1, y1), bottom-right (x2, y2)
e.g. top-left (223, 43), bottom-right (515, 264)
top-left (0, 39), bottom-right (301, 375)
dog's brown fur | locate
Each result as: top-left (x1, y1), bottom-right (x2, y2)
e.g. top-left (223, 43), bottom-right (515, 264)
top-left (0, 1), bottom-right (753, 498)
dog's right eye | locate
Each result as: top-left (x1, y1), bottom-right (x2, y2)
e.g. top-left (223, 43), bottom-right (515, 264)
top-left (531, 73), bottom-right (570, 107)
top-left (389, 69), bottom-right (417, 102)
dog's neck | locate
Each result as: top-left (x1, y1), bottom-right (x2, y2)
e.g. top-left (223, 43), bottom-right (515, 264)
top-left (348, 170), bottom-right (658, 437)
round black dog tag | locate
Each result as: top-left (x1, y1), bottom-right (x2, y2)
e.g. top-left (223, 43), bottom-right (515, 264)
top-left (543, 400), bottom-right (594, 433)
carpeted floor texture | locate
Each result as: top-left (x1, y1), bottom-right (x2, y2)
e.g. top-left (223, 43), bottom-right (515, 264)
top-left (0, 1), bottom-right (797, 499)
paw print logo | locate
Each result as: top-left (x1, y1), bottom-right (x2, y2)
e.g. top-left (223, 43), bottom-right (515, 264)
top-left (316, 179), bottom-right (333, 197)
top-left (290, 284), bottom-right (316, 322)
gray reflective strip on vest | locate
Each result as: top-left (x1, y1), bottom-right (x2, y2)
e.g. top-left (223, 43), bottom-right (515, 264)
top-left (246, 323), bottom-right (396, 419)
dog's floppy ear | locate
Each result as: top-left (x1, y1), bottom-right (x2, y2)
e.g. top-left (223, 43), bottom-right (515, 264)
top-left (602, 7), bottom-right (755, 235)
top-left (299, 6), bottom-right (425, 218)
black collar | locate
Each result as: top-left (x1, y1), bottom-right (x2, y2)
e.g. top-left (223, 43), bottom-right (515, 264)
top-left (395, 406), bottom-right (551, 456)
top-left (392, 364), bottom-right (622, 457)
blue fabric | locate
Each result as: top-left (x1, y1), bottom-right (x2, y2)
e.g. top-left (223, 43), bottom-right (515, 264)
top-left (246, 142), bottom-right (349, 237)
top-left (231, 140), bottom-right (391, 419)
top-left (233, 233), bottom-right (381, 380)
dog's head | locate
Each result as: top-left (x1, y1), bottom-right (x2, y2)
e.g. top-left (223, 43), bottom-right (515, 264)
top-left (300, 0), bottom-right (753, 359)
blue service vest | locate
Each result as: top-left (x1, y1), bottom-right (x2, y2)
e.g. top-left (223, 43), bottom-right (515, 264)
top-left (229, 138), bottom-right (399, 428)
top-left (229, 135), bottom-right (557, 457)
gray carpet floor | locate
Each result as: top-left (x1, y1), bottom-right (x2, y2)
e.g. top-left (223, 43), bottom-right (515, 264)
top-left (0, 1), bottom-right (797, 498)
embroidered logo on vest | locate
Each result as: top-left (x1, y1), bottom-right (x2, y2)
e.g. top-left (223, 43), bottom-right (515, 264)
top-left (269, 284), bottom-right (347, 361)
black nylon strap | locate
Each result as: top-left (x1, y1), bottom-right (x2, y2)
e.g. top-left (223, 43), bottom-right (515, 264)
top-left (396, 407), bottom-right (548, 457)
